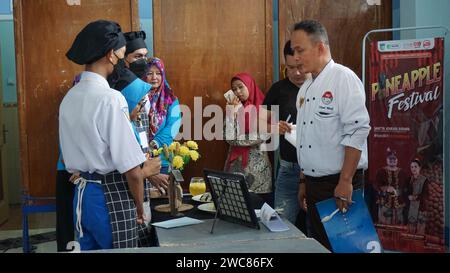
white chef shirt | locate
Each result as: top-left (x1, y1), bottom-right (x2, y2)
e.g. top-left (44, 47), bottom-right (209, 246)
top-left (296, 60), bottom-right (371, 177)
top-left (59, 71), bottom-right (146, 175)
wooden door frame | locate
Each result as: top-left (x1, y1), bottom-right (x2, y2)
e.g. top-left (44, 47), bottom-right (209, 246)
top-left (12, 0), bottom-right (28, 196)
top-left (0, 44), bottom-right (9, 224)
top-left (12, 0), bottom-right (140, 197)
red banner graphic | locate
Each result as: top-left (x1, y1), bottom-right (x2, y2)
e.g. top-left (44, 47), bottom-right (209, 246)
top-left (367, 37), bottom-right (445, 253)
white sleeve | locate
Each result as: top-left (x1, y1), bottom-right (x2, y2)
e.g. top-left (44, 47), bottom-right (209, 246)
top-left (338, 72), bottom-right (371, 151)
top-left (99, 96), bottom-right (146, 174)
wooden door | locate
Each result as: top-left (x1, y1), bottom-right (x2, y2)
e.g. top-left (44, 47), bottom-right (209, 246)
top-left (0, 45), bottom-right (9, 224)
top-left (13, 0), bottom-right (140, 197)
top-left (153, 0), bottom-right (273, 186)
top-left (279, 0), bottom-right (392, 78)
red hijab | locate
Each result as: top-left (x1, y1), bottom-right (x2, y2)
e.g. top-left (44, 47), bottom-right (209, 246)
top-left (227, 73), bottom-right (265, 169)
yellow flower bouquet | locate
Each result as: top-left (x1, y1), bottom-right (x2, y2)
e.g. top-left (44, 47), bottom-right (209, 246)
top-left (152, 141), bottom-right (200, 171)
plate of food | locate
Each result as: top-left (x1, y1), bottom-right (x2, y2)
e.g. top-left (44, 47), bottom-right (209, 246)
top-left (192, 192), bottom-right (213, 203)
top-left (197, 202), bottom-right (216, 213)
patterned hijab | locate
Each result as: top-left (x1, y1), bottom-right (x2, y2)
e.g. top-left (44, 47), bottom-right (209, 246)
top-left (142, 57), bottom-right (177, 138)
top-left (227, 72), bottom-right (265, 169)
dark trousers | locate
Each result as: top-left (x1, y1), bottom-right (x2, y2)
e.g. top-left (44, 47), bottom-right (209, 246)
top-left (305, 170), bottom-right (364, 251)
top-left (56, 170), bottom-right (75, 252)
top-left (258, 192), bottom-right (274, 208)
top-left (295, 209), bottom-right (310, 236)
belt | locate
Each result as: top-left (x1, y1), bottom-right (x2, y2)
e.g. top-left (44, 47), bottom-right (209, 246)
top-left (305, 169), bottom-right (364, 183)
top-left (80, 172), bottom-right (105, 182)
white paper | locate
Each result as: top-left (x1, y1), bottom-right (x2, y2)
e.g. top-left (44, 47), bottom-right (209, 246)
top-left (255, 209), bottom-right (261, 218)
top-left (139, 131), bottom-right (149, 149)
top-left (259, 203), bottom-right (290, 232)
top-left (151, 217), bottom-right (204, 229)
top-left (260, 203), bottom-right (276, 222)
top-left (284, 124), bottom-right (297, 148)
top-left (255, 208), bottom-right (283, 219)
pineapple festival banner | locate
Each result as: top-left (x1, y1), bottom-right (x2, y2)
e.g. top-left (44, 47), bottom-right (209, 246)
top-left (367, 37), bottom-right (445, 252)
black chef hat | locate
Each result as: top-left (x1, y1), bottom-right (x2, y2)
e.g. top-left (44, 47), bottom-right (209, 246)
top-left (66, 20), bottom-right (127, 65)
top-left (124, 31), bottom-right (147, 55)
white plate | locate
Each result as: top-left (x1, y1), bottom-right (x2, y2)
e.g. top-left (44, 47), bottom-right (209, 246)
top-left (197, 202), bottom-right (216, 213)
top-left (192, 192), bottom-right (213, 203)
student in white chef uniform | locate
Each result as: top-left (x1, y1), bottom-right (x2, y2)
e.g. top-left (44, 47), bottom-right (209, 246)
top-left (60, 20), bottom-right (161, 250)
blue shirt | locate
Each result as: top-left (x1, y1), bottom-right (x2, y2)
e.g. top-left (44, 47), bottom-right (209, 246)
top-left (57, 150), bottom-right (66, 171)
top-left (153, 99), bottom-right (182, 167)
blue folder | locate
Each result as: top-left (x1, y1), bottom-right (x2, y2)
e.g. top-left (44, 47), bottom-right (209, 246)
top-left (316, 189), bottom-right (382, 253)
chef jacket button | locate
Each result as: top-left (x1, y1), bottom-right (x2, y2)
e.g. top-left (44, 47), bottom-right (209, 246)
top-left (312, 169), bottom-right (315, 173)
top-left (309, 145), bottom-right (312, 149)
top-left (310, 121), bottom-right (313, 125)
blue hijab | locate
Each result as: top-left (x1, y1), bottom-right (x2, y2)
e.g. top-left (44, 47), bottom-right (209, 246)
top-left (120, 78), bottom-right (152, 145)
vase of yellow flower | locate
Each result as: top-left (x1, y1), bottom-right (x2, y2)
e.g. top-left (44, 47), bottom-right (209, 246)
top-left (153, 141), bottom-right (200, 215)
top-left (152, 140), bottom-right (200, 171)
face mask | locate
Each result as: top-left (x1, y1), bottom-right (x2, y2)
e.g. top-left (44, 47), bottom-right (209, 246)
top-left (129, 58), bottom-right (148, 79)
top-left (107, 54), bottom-right (127, 88)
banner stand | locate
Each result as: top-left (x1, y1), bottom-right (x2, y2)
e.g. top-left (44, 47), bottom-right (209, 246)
top-left (362, 26), bottom-right (449, 252)
top-left (362, 26), bottom-right (449, 87)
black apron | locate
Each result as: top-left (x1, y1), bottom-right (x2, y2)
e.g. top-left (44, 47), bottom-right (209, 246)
top-left (101, 172), bottom-right (139, 248)
top-left (78, 171), bottom-right (140, 249)
top-left (134, 111), bottom-right (155, 247)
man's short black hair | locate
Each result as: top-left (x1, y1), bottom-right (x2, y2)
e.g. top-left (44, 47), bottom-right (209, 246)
top-left (283, 40), bottom-right (294, 60)
top-left (293, 20), bottom-right (329, 45)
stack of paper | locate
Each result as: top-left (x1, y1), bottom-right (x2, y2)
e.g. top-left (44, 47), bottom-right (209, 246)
top-left (284, 124), bottom-right (297, 148)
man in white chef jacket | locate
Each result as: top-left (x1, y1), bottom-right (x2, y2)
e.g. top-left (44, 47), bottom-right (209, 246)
top-left (291, 20), bottom-right (371, 251)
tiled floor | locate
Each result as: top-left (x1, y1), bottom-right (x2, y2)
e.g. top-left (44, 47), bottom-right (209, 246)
top-left (0, 228), bottom-right (57, 253)
top-left (0, 205), bottom-right (57, 253)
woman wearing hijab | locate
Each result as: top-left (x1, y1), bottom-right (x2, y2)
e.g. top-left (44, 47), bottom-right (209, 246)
top-left (224, 72), bottom-right (273, 203)
top-left (141, 57), bottom-right (182, 177)
top-left (120, 79), bottom-right (160, 247)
